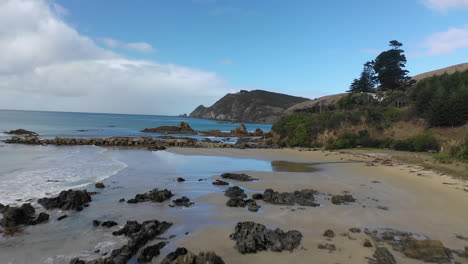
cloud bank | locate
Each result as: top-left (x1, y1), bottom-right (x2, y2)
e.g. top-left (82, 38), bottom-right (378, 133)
top-left (422, 0), bottom-right (468, 11)
top-left (0, 0), bottom-right (230, 115)
top-left (415, 25), bottom-right (468, 56)
top-left (97, 38), bottom-right (156, 53)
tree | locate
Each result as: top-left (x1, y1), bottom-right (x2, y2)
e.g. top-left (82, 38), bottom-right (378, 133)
top-left (348, 61), bottom-right (376, 93)
top-left (373, 40), bottom-right (413, 91)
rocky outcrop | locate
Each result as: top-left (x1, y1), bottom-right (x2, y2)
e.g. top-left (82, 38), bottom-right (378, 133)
top-left (0, 203), bottom-right (49, 228)
top-left (4, 129), bottom-right (37, 136)
top-left (369, 247), bottom-right (397, 264)
top-left (221, 172), bottom-right (257, 182)
top-left (127, 188), bottom-right (173, 204)
top-left (141, 122), bottom-right (197, 135)
top-left (224, 186), bottom-right (247, 199)
top-left (161, 247), bottom-right (189, 264)
top-left (138, 242), bottom-right (167, 263)
top-left (171, 251), bottom-right (225, 264)
top-left (171, 197), bottom-right (194, 207)
top-left (331, 194), bottom-right (356, 205)
top-left (199, 124), bottom-right (264, 137)
top-left (262, 189), bottom-right (319, 207)
top-left (401, 238), bottom-right (452, 263)
top-left (212, 180), bottom-right (229, 186)
top-left (230, 221), bottom-right (302, 254)
top-left (189, 90), bottom-right (309, 124)
top-left (38, 190), bottom-right (92, 211)
top-left (226, 197), bottom-right (260, 212)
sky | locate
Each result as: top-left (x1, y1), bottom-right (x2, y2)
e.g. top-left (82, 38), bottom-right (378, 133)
top-left (1, 0), bottom-right (468, 115)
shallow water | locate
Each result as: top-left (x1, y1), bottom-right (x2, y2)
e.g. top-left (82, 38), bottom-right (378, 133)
top-left (0, 146), bottom-right (279, 264)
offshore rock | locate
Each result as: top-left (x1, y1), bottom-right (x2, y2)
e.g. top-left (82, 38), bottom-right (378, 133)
top-left (38, 190), bottom-right (92, 211)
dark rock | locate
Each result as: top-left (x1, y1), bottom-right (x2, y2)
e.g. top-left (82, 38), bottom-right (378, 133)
top-left (119, 198), bottom-right (125, 203)
top-left (172, 197), bottom-right (194, 207)
top-left (0, 203), bottom-right (5, 213)
top-left (371, 247), bottom-right (396, 264)
top-left (318, 243), bottom-right (336, 251)
top-left (225, 186), bottom-right (246, 199)
top-left (141, 122), bottom-right (197, 135)
top-left (147, 145), bottom-right (167, 151)
top-left (377, 206), bottom-right (389, 210)
top-left (221, 173), bottom-right (257, 182)
top-left (252, 193), bottom-right (264, 200)
top-left (138, 242), bottom-right (167, 263)
top-left (5, 129), bottom-right (37, 136)
top-left (401, 238), bottom-right (452, 263)
top-left (38, 190), bottom-right (92, 211)
top-left (101, 221), bottom-right (118, 228)
top-left (226, 197), bottom-right (246, 207)
top-left (32, 212), bottom-right (49, 225)
top-left (93, 220), bottom-right (101, 227)
top-left (364, 239), bottom-right (373, 247)
top-left (323, 229), bottom-right (335, 238)
top-left (176, 177), bottom-right (186, 182)
top-left (127, 188), bottom-right (173, 203)
top-left (349, 227), bottom-right (361, 233)
top-left (57, 215), bottom-right (68, 221)
top-left (171, 251), bottom-right (225, 264)
top-left (331, 194), bottom-right (356, 205)
top-left (0, 203), bottom-right (49, 228)
top-left (95, 183), bottom-right (105, 189)
top-left (212, 180), bottom-right (229, 186)
top-left (230, 221), bottom-right (302, 254)
top-left (161, 247), bottom-right (189, 264)
top-left (263, 188), bottom-right (319, 207)
top-left (247, 201), bottom-right (260, 212)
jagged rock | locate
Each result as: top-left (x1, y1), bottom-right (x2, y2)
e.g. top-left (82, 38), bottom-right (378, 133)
top-left (101, 221), bottom-right (118, 228)
top-left (5, 129), bottom-right (37, 136)
top-left (172, 197), bottom-right (194, 207)
top-left (370, 247), bottom-right (396, 264)
top-left (318, 243), bottom-right (336, 251)
top-left (95, 183), bottom-right (105, 189)
top-left (212, 180), bottom-right (229, 186)
top-left (176, 177), bottom-right (186, 182)
top-left (161, 247), bottom-right (189, 264)
top-left (225, 186), bottom-right (247, 199)
top-left (252, 193), bottom-right (264, 200)
top-left (127, 188), bottom-right (173, 204)
top-left (171, 251), bottom-right (225, 264)
top-left (263, 188), bottom-right (319, 207)
top-left (331, 194), bottom-right (356, 205)
top-left (230, 221), bottom-right (302, 254)
top-left (401, 238), bottom-right (452, 263)
top-left (141, 122), bottom-right (197, 135)
top-left (323, 229), bottom-right (335, 238)
top-left (38, 190), bottom-right (92, 211)
top-left (221, 173), bottom-right (257, 182)
top-left (138, 242), bottom-right (167, 263)
top-left (0, 203), bottom-right (49, 228)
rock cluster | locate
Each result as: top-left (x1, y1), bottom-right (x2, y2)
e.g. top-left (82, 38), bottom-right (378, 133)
top-left (127, 188), bottom-right (173, 204)
top-left (141, 122), bottom-right (197, 135)
top-left (171, 197), bottom-right (194, 207)
top-left (38, 190), bottom-right (92, 211)
top-left (221, 173), bottom-right (257, 182)
top-left (331, 194), bottom-right (356, 205)
top-left (200, 124), bottom-right (264, 138)
top-left (224, 186), bottom-right (247, 199)
top-left (230, 221), bottom-right (303, 254)
top-left (263, 189), bottom-right (319, 207)
top-left (0, 203), bottom-right (49, 228)
top-left (226, 197), bottom-right (260, 212)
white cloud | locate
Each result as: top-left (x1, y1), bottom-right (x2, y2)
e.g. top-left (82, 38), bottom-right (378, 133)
top-left (0, 0), bottom-right (231, 115)
top-left (97, 38), bottom-right (156, 53)
top-left (422, 0), bottom-right (468, 11)
top-left (415, 26), bottom-right (468, 56)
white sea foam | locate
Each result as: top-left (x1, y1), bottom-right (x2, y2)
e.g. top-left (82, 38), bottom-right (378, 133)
top-left (0, 145), bottom-right (127, 205)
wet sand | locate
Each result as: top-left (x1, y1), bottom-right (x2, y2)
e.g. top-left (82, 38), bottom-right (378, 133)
top-left (169, 148), bottom-right (468, 264)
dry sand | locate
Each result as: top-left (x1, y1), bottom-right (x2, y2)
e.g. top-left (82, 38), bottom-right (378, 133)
top-left (167, 147), bottom-right (468, 264)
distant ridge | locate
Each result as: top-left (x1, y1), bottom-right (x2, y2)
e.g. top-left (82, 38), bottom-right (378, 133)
top-left (413, 63), bottom-right (468, 81)
top-left (189, 90), bottom-right (309, 124)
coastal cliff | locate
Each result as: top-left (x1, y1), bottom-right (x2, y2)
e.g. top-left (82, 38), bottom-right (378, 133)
top-left (189, 90), bottom-right (309, 124)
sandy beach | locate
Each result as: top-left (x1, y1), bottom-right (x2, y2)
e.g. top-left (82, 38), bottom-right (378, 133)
top-left (168, 147), bottom-right (468, 264)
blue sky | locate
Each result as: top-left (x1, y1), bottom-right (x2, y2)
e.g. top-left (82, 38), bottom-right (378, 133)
top-left (1, 0), bottom-right (468, 114)
top-left (57, 0), bottom-right (468, 98)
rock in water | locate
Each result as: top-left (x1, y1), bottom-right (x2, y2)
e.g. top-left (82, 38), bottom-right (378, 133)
top-left (5, 129), bottom-right (37, 136)
top-left (172, 197), bottom-right (194, 207)
top-left (127, 188), bottom-right (173, 203)
top-left (225, 186), bottom-right (247, 198)
top-left (331, 194), bottom-right (356, 205)
top-left (176, 177), bottom-right (186, 182)
top-left (371, 247), bottom-right (396, 264)
top-left (221, 173), bottom-right (257, 181)
top-left (252, 193), bottom-right (264, 200)
top-left (401, 238), bottom-right (452, 263)
top-left (101, 221), bottom-right (118, 228)
top-left (138, 242), bottom-right (167, 263)
top-left (263, 188), bottom-right (319, 207)
top-left (141, 122), bottom-right (197, 135)
top-left (0, 203), bottom-right (49, 228)
top-left (171, 251), bottom-right (225, 264)
top-left (323, 229), bottom-right (335, 238)
top-left (95, 183), bottom-right (105, 189)
top-left (38, 190), bottom-right (92, 211)
top-left (230, 221), bottom-right (302, 254)
top-left (161, 247), bottom-right (189, 264)
top-left (212, 180), bottom-right (229, 186)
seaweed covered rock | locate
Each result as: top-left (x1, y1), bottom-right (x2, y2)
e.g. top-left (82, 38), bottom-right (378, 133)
top-left (401, 238), bottom-right (452, 263)
top-left (138, 242), bottom-right (168, 263)
top-left (224, 186), bottom-right (247, 199)
top-left (38, 190), bottom-right (92, 211)
top-left (226, 198), bottom-right (260, 212)
top-left (230, 221), bottom-right (302, 254)
top-left (127, 188), bottom-right (173, 204)
top-left (263, 188), bottom-right (319, 207)
top-left (221, 173), bottom-right (257, 182)
top-left (331, 194), bottom-right (356, 205)
top-left (0, 203), bottom-right (49, 228)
